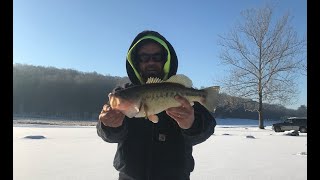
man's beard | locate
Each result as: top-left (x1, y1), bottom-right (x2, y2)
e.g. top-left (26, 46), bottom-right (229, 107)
top-left (141, 71), bottom-right (164, 81)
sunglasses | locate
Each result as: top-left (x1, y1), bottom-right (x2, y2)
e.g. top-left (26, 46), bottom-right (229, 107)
top-left (137, 53), bottom-right (165, 63)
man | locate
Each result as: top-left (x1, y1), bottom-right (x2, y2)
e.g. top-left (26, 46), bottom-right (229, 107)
top-left (97, 30), bottom-right (216, 180)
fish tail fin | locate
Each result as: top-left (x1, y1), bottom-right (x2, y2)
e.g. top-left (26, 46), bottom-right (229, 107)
top-left (200, 86), bottom-right (220, 112)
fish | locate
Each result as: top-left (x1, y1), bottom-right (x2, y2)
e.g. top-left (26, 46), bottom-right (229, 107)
top-left (108, 74), bottom-right (220, 123)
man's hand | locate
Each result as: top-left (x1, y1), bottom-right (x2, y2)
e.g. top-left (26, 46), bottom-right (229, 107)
top-left (99, 104), bottom-right (125, 128)
top-left (166, 95), bottom-right (195, 129)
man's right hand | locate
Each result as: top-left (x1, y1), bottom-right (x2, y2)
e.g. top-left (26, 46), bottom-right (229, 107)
top-left (99, 104), bottom-right (125, 128)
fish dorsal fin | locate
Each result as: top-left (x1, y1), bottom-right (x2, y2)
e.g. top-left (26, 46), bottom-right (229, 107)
top-left (146, 74), bottom-right (193, 88)
top-left (165, 74), bottom-right (193, 88)
top-left (146, 77), bottom-right (163, 84)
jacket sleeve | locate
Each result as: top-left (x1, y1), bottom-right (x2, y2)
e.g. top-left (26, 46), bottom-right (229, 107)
top-left (96, 83), bottom-right (131, 143)
top-left (96, 119), bottom-right (128, 143)
top-left (181, 102), bottom-right (216, 146)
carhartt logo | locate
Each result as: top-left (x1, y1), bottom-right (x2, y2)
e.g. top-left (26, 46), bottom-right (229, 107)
top-left (158, 134), bottom-right (166, 141)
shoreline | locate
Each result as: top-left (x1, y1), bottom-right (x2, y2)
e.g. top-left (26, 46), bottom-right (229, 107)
top-left (13, 119), bottom-right (97, 126)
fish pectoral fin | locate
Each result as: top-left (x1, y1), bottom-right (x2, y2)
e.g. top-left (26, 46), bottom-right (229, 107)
top-left (143, 103), bottom-right (149, 119)
top-left (148, 115), bottom-right (159, 123)
top-left (142, 103), bottom-right (158, 123)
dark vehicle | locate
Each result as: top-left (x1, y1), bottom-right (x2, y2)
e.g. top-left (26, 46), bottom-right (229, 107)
top-left (272, 117), bottom-right (307, 133)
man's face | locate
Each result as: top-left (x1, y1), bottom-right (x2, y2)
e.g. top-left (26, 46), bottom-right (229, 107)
top-left (137, 42), bottom-right (166, 81)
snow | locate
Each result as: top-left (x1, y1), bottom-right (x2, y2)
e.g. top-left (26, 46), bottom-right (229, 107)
top-left (13, 118), bottom-right (307, 180)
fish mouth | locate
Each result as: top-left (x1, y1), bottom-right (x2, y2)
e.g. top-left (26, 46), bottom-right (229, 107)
top-left (109, 93), bottom-right (131, 111)
top-left (108, 93), bottom-right (118, 109)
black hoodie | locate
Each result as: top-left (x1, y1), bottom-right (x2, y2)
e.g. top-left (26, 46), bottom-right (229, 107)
top-left (97, 30), bottom-right (216, 180)
top-left (126, 30), bottom-right (178, 85)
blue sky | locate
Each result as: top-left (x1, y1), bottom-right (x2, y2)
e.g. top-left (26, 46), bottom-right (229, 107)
top-left (13, 0), bottom-right (307, 109)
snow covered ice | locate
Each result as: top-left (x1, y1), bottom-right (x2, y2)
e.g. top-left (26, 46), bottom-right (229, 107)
top-left (13, 118), bottom-right (307, 180)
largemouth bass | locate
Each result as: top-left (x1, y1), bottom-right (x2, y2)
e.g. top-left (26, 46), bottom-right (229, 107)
top-left (108, 74), bottom-right (220, 123)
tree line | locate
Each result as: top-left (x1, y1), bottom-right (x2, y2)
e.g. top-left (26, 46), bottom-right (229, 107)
top-left (13, 63), bottom-right (306, 121)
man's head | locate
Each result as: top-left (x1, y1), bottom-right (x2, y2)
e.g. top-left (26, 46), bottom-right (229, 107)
top-left (134, 40), bottom-right (166, 81)
top-left (126, 30), bottom-right (178, 85)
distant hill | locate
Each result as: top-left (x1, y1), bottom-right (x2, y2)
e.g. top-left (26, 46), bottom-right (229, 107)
top-left (13, 63), bottom-right (130, 120)
top-left (13, 63), bottom-right (306, 120)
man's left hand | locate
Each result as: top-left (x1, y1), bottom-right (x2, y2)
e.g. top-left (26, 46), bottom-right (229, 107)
top-left (166, 95), bottom-right (195, 129)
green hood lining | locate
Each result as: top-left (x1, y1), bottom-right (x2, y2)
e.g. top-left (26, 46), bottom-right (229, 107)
top-left (126, 35), bottom-right (171, 84)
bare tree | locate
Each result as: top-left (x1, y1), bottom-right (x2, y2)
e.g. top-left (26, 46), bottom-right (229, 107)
top-left (217, 4), bottom-right (306, 129)
top-left (300, 61), bottom-right (307, 76)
